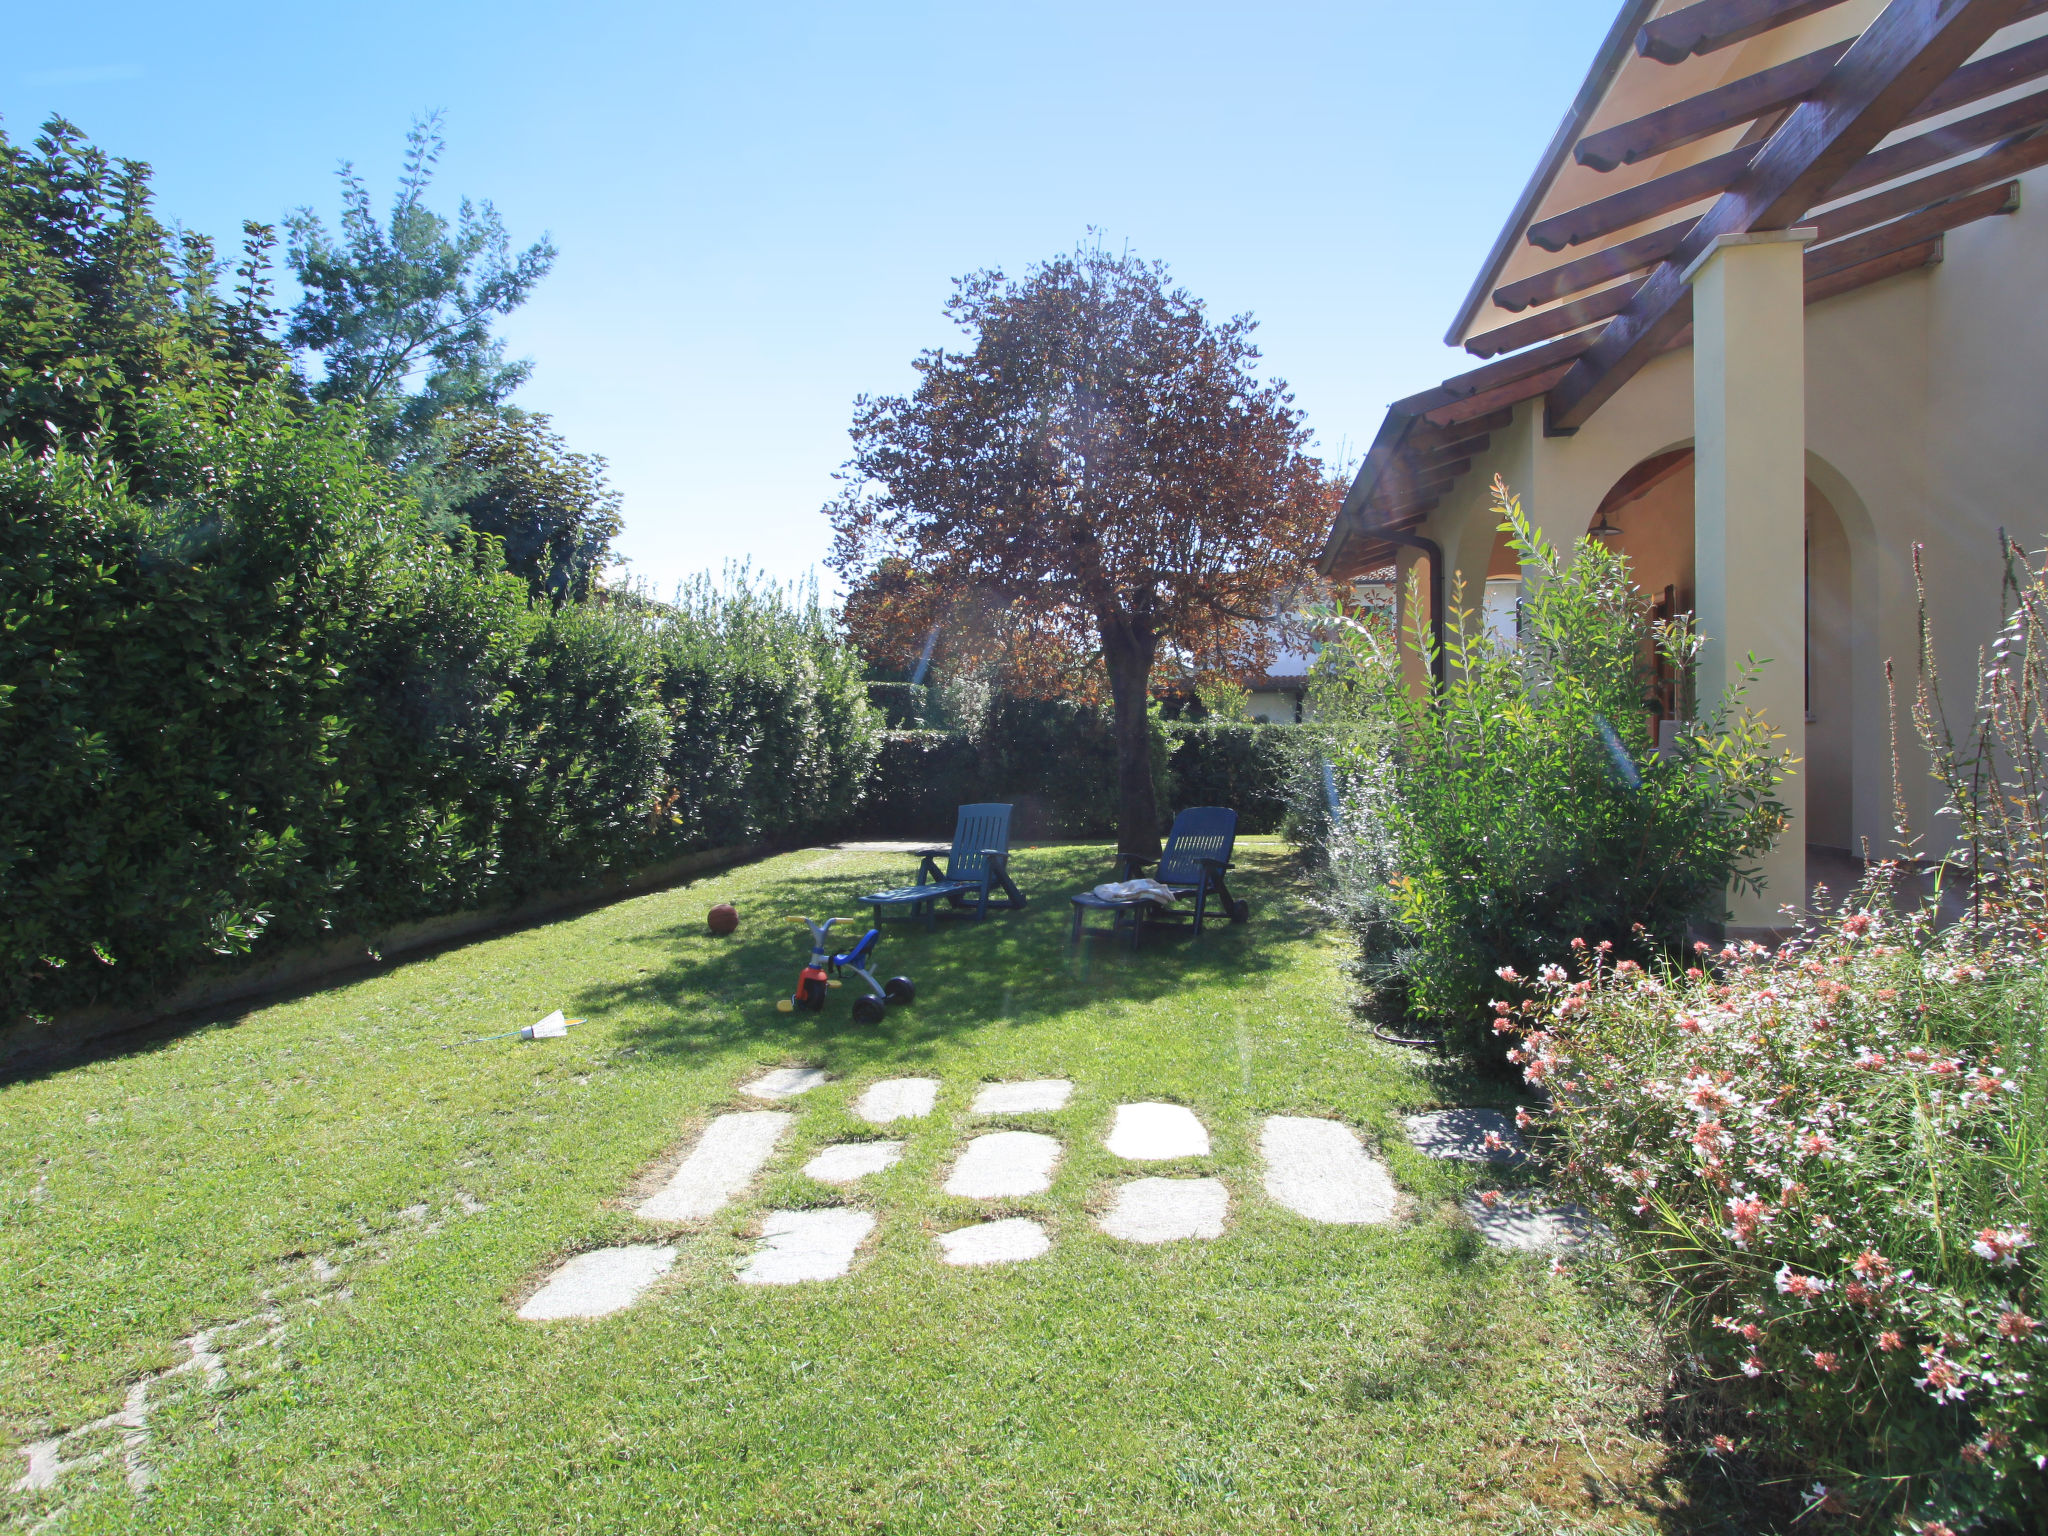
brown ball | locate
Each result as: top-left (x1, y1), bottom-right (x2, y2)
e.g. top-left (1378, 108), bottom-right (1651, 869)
top-left (707, 903), bottom-right (739, 936)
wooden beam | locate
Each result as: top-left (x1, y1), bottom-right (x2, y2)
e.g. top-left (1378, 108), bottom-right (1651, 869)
top-left (1493, 222), bottom-right (1694, 312)
top-left (1465, 283), bottom-right (1639, 357)
top-left (1407, 409), bottom-right (1513, 454)
top-left (1830, 84), bottom-right (2048, 199)
top-left (1911, 28), bottom-right (2048, 121)
top-left (1548, 0), bottom-right (2026, 435)
top-left (1803, 233), bottom-right (1944, 302)
top-left (1807, 177), bottom-right (2018, 275)
top-left (1637, 0), bottom-right (1856, 64)
top-left (1494, 128), bottom-right (2048, 321)
top-left (1577, 41), bottom-right (1850, 171)
top-left (1528, 146), bottom-right (1755, 251)
top-left (1415, 431), bottom-right (1493, 466)
top-left (1426, 363), bottom-right (1577, 430)
top-left (1578, 31), bottom-right (2048, 175)
top-left (1811, 132), bottom-right (2048, 238)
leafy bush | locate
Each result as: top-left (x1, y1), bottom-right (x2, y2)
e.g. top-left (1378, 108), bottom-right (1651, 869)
top-left (1314, 479), bottom-right (1789, 1044)
top-left (1512, 536), bottom-right (2048, 1530)
top-left (0, 395), bottom-right (876, 1022)
top-left (865, 681), bottom-right (934, 729)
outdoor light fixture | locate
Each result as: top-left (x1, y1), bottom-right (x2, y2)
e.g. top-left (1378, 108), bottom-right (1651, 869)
top-left (1589, 504), bottom-right (1623, 539)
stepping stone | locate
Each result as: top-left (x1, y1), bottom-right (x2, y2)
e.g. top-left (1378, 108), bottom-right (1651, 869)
top-left (937, 1217), bottom-right (1050, 1268)
top-left (971, 1079), bottom-right (1073, 1114)
top-left (854, 1077), bottom-right (938, 1124)
top-left (1261, 1116), bottom-right (1401, 1225)
top-left (1106, 1102), bottom-right (1209, 1160)
top-left (1099, 1177), bottom-right (1228, 1243)
top-left (1404, 1109), bottom-right (1529, 1166)
top-left (943, 1131), bottom-right (1061, 1198)
top-left (636, 1111), bottom-right (791, 1222)
top-left (802, 1140), bottom-right (904, 1185)
top-left (738, 1209), bottom-right (875, 1285)
top-left (741, 1066), bottom-right (832, 1100)
top-left (1464, 1196), bottom-right (1610, 1254)
top-left (518, 1244), bottom-right (676, 1320)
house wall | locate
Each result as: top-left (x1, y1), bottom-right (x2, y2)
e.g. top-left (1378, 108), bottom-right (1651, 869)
top-left (1409, 159), bottom-right (2048, 867)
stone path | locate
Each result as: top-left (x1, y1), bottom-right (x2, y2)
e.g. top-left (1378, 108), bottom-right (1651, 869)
top-left (739, 1209), bottom-right (875, 1285)
top-left (1260, 1116), bottom-right (1400, 1224)
top-left (943, 1131), bottom-right (1061, 1198)
top-left (1399, 1105), bottom-right (1610, 1255)
top-left (938, 1217), bottom-right (1050, 1267)
top-left (518, 1245), bottom-right (677, 1320)
top-left (742, 1066), bottom-right (833, 1100)
top-left (1098, 1178), bottom-right (1229, 1244)
top-left (855, 1077), bottom-right (937, 1123)
top-left (635, 1110), bottom-right (791, 1223)
top-left (971, 1079), bottom-right (1072, 1113)
top-left (1402, 1109), bottom-right (1528, 1166)
top-left (1105, 1102), bottom-right (1209, 1160)
top-left (802, 1141), bottom-right (903, 1185)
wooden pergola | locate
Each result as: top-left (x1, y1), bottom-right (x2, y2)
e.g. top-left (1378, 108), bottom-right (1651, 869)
top-left (1320, 0), bottom-right (2047, 578)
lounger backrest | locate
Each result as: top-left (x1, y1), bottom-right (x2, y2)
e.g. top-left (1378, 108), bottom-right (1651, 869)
top-left (946, 803), bottom-right (1012, 881)
top-left (1154, 806), bottom-right (1237, 887)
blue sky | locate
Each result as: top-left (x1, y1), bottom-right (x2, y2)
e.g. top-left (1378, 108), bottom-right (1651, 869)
top-left (11, 1), bottom-right (1617, 595)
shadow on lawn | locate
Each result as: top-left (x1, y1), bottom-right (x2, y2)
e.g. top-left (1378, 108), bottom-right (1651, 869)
top-left (578, 844), bottom-right (1322, 1072)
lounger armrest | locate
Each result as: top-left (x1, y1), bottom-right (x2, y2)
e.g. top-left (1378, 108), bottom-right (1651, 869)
top-left (908, 847), bottom-right (949, 858)
top-left (1118, 854), bottom-right (1153, 878)
top-left (1197, 856), bottom-right (1232, 872)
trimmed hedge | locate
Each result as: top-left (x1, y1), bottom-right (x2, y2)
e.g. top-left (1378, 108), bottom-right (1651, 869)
top-left (1, 400), bottom-right (877, 1022)
top-left (857, 710), bottom-right (1324, 840)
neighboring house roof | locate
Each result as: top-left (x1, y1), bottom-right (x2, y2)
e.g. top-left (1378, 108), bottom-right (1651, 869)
top-left (1321, 0), bottom-right (2048, 579)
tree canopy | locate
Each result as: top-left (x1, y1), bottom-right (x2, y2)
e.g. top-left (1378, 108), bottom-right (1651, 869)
top-left (284, 113), bottom-right (555, 462)
top-left (827, 241), bottom-right (1335, 854)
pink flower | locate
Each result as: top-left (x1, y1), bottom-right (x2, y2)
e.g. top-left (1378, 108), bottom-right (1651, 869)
top-left (1997, 1310), bottom-right (2037, 1340)
top-left (1710, 1433), bottom-right (1736, 1454)
top-left (1971, 1226), bottom-right (2034, 1266)
top-left (1477, 1190), bottom-right (1500, 1208)
top-left (1740, 1354), bottom-right (1764, 1378)
top-left (1495, 966), bottom-right (1521, 982)
top-left (1842, 913), bottom-right (1871, 937)
top-left (1797, 1130), bottom-right (1835, 1157)
top-left (1694, 941), bottom-right (1710, 955)
top-left (1774, 1265), bottom-right (1832, 1301)
top-left (1514, 1107), bottom-right (1533, 1130)
top-left (1917, 1352), bottom-right (1966, 1403)
top-left (1482, 1130), bottom-right (1508, 1152)
top-left (1571, 937), bottom-right (1586, 950)
top-left (1851, 1249), bottom-right (1892, 1279)
top-left (1877, 1330), bottom-right (1904, 1352)
top-left (1809, 1350), bottom-right (1841, 1374)
top-left (1676, 1014), bottom-right (1703, 1035)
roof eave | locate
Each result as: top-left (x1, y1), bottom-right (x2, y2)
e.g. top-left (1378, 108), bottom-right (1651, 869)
top-left (1442, 0), bottom-right (1664, 346)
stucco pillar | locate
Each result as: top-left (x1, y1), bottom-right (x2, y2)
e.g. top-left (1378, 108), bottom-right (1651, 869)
top-left (1685, 229), bottom-right (1814, 930)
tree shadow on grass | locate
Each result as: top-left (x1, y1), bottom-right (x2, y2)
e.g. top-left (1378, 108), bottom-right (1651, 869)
top-left (580, 844), bottom-right (1324, 1072)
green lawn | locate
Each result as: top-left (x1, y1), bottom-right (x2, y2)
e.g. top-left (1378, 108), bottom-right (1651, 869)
top-left (4, 842), bottom-right (1689, 1533)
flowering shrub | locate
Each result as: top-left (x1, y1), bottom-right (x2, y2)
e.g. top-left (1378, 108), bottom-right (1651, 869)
top-left (1309, 477), bottom-right (1788, 1043)
top-left (1511, 907), bottom-right (2044, 1528)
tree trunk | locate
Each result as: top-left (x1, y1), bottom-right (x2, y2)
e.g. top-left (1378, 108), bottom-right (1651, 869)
top-left (1099, 612), bottom-right (1162, 860)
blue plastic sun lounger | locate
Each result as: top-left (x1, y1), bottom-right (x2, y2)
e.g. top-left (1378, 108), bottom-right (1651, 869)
top-left (1068, 806), bottom-right (1246, 947)
top-left (864, 803), bottom-right (1027, 929)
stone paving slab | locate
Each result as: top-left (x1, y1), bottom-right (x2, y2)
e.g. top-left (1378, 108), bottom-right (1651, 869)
top-left (518, 1244), bottom-right (677, 1320)
top-left (1260, 1116), bottom-right (1401, 1224)
top-left (943, 1131), bottom-right (1061, 1198)
top-left (1464, 1196), bottom-right (1610, 1254)
top-left (1404, 1108), bottom-right (1529, 1166)
top-left (742, 1066), bottom-right (833, 1100)
top-left (1106, 1102), bottom-right (1210, 1160)
top-left (802, 1141), bottom-right (905, 1185)
top-left (1098, 1177), bottom-right (1228, 1243)
top-left (636, 1111), bottom-right (792, 1222)
top-left (854, 1077), bottom-right (938, 1124)
top-left (738, 1209), bottom-right (876, 1285)
top-left (937, 1217), bottom-right (1050, 1267)
top-left (971, 1079), bottom-right (1073, 1114)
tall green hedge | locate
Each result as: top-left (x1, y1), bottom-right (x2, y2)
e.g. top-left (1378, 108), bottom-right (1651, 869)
top-left (0, 395), bottom-right (877, 1021)
top-left (857, 709), bottom-right (1323, 840)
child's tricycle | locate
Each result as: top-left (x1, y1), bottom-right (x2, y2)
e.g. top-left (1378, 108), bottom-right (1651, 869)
top-left (776, 916), bottom-right (915, 1025)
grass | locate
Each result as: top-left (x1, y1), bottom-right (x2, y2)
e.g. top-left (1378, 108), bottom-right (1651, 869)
top-left (3, 841), bottom-right (1696, 1534)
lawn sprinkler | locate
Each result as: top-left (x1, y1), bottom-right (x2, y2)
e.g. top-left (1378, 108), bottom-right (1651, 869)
top-left (776, 916), bottom-right (914, 1025)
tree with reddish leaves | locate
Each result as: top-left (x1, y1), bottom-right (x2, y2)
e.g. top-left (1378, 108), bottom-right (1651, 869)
top-left (827, 242), bottom-right (1335, 858)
